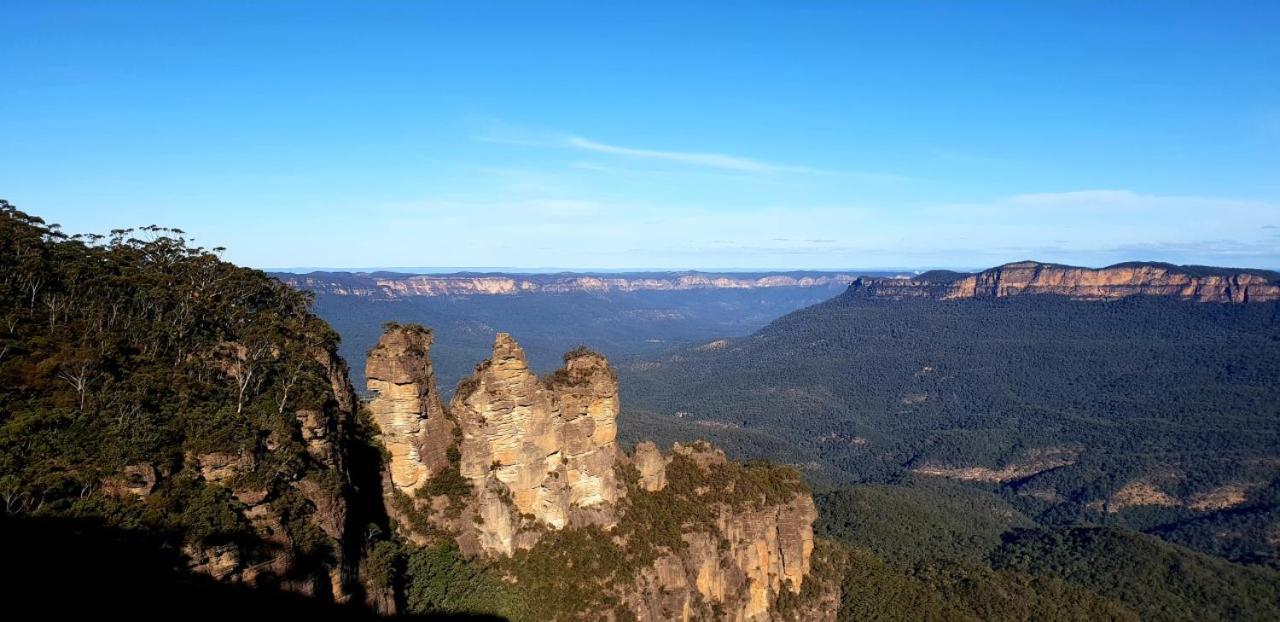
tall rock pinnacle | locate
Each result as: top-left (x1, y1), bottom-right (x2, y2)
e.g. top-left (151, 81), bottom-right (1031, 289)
top-left (364, 324), bottom-right (454, 495)
top-left (363, 325), bottom-right (830, 620)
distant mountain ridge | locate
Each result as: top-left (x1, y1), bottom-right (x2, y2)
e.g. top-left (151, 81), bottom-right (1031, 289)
top-left (848, 261), bottom-right (1280, 303)
top-left (277, 270), bottom-right (859, 298)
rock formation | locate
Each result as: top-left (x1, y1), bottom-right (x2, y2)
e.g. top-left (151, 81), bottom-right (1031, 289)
top-left (131, 345), bottom-right (362, 600)
top-left (619, 442), bottom-right (820, 621)
top-left (365, 324), bottom-right (454, 494)
top-left (365, 325), bottom-right (829, 621)
top-left (450, 335), bottom-right (621, 549)
top-left (848, 261), bottom-right (1280, 302)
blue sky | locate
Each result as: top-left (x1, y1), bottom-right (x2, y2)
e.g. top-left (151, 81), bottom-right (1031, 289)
top-left (2, 2), bottom-right (1278, 270)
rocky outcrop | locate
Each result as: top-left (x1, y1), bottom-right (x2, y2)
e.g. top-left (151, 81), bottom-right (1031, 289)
top-left (102, 462), bottom-right (160, 497)
top-left (156, 345), bottom-right (361, 601)
top-left (446, 334), bottom-right (623, 552)
top-left (633, 441), bottom-right (669, 492)
top-left (364, 325), bottom-right (829, 620)
top-left (622, 442), bottom-right (819, 622)
top-left (848, 261), bottom-right (1280, 303)
top-left (366, 329), bottom-right (624, 554)
top-left (279, 271), bottom-right (856, 299)
top-left (1088, 477), bottom-right (1255, 514)
top-left (365, 324), bottom-right (455, 494)
top-left (912, 446), bottom-right (1081, 483)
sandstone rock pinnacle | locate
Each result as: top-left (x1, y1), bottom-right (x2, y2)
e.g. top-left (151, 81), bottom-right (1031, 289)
top-left (363, 326), bottom-right (829, 620)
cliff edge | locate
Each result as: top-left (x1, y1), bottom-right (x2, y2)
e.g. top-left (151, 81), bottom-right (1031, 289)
top-left (847, 261), bottom-right (1280, 302)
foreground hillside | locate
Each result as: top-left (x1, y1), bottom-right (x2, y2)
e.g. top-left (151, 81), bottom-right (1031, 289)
top-left (621, 262), bottom-right (1280, 568)
top-left (0, 202), bottom-right (371, 600)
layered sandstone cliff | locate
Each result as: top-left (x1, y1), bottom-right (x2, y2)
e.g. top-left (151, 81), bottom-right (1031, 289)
top-left (281, 271), bottom-right (855, 299)
top-left (365, 325), bottom-right (829, 621)
top-left (450, 334), bottom-right (621, 550)
top-left (365, 324), bottom-right (455, 494)
top-left (619, 442), bottom-right (820, 622)
top-left (848, 261), bottom-right (1280, 302)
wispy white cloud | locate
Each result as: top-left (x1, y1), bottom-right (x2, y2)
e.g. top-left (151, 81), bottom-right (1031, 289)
top-left (469, 119), bottom-right (904, 180)
top-left (565, 136), bottom-right (802, 173)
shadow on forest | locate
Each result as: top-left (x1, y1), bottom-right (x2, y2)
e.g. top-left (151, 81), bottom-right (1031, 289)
top-left (0, 514), bottom-right (506, 621)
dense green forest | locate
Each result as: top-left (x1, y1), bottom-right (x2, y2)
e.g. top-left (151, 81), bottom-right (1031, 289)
top-left (807, 477), bottom-right (1280, 621)
top-left (615, 277), bottom-right (1280, 618)
top-left (815, 477), bottom-right (1033, 563)
top-left (989, 526), bottom-right (1280, 621)
top-left (619, 287), bottom-right (1280, 559)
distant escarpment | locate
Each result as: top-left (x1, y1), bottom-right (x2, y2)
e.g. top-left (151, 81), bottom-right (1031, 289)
top-left (280, 270), bottom-right (855, 298)
top-left (365, 325), bottom-right (829, 621)
top-left (848, 261), bottom-right (1280, 302)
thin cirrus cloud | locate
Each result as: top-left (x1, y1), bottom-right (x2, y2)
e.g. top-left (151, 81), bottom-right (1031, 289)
top-left (563, 136), bottom-right (909, 181)
top-left (471, 123), bottom-right (902, 179)
top-left (565, 136), bottom-right (807, 174)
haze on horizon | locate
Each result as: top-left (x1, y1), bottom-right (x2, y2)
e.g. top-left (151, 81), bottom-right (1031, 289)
top-left (3, 2), bottom-right (1278, 271)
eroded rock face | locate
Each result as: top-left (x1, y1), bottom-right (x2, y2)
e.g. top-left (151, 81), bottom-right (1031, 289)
top-left (365, 325), bottom-right (454, 494)
top-left (849, 261), bottom-right (1280, 302)
top-left (623, 442), bottom-right (819, 622)
top-left (102, 462), bottom-right (159, 497)
top-left (364, 329), bottom-right (622, 553)
top-left (448, 334), bottom-right (621, 552)
top-left (364, 325), bottom-right (828, 620)
top-left (633, 441), bottom-right (669, 492)
top-left (912, 446), bottom-right (1081, 483)
top-left (165, 345), bottom-right (359, 601)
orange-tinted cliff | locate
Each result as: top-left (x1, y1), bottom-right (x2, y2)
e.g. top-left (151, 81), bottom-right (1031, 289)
top-left (848, 261), bottom-right (1280, 303)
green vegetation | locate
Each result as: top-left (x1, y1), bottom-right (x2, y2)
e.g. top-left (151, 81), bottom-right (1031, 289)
top-left (990, 527), bottom-right (1280, 621)
top-left (0, 202), bottom-right (352, 585)
top-left (621, 289), bottom-right (1280, 563)
top-left (404, 542), bottom-right (526, 618)
top-left (835, 546), bottom-right (1139, 621)
top-left (816, 478), bottom-right (1032, 564)
top-left (418, 441), bottom-right (472, 509)
top-left (1151, 503), bottom-right (1280, 569)
top-left (497, 527), bottom-right (634, 620)
top-left (663, 445), bottom-right (808, 509)
top-left (812, 451), bottom-right (1280, 620)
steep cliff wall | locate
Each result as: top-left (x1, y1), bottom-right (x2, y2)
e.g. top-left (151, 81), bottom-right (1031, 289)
top-left (619, 442), bottom-right (820, 622)
top-left (365, 325), bottom-right (831, 621)
top-left (365, 324), bottom-right (455, 494)
top-left (281, 271), bottom-right (855, 299)
top-left (848, 261), bottom-right (1280, 302)
top-left (181, 345), bottom-right (360, 599)
top-left (449, 334), bottom-right (621, 550)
